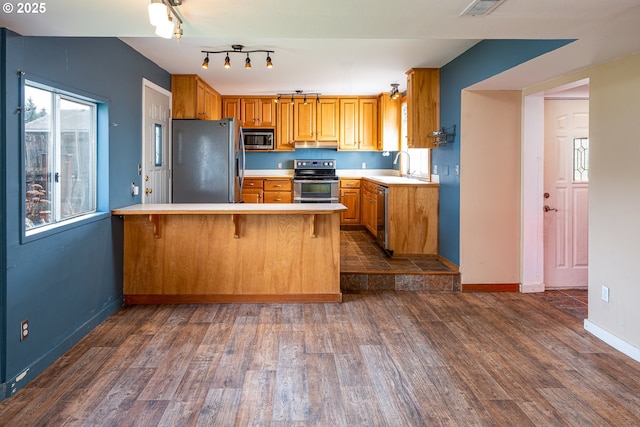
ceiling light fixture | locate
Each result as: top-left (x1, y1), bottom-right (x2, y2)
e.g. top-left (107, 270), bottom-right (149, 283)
top-left (390, 83), bottom-right (400, 100)
top-left (276, 90), bottom-right (322, 103)
top-left (202, 54), bottom-right (209, 69)
top-left (201, 45), bottom-right (275, 69)
top-left (460, 0), bottom-right (505, 16)
top-left (148, 0), bottom-right (184, 40)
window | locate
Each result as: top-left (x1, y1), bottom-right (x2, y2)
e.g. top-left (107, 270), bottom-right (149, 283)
top-left (24, 82), bottom-right (97, 233)
top-left (573, 137), bottom-right (589, 182)
top-left (399, 98), bottom-right (431, 179)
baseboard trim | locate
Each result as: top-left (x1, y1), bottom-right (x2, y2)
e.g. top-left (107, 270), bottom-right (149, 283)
top-left (124, 293), bottom-right (343, 304)
top-left (520, 283), bottom-right (545, 293)
top-left (584, 320), bottom-right (640, 363)
top-left (462, 283), bottom-right (520, 293)
top-left (4, 297), bottom-right (123, 399)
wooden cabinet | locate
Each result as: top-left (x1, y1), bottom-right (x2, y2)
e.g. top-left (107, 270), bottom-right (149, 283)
top-left (242, 178), bottom-right (263, 203)
top-left (378, 93), bottom-right (400, 151)
top-left (263, 178), bottom-right (292, 203)
top-left (275, 99), bottom-right (295, 151)
top-left (293, 99), bottom-right (316, 141)
top-left (406, 68), bottom-right (440, 148)
top-left (172, 74), bottom-right (221, 120)
top-left (362, 179), bottom-right (439, 255)
top-left (316, 98), bottom-right (339, 141)
top-left (242, 178), bottom-right (292, 203)
top-left (339, 97), bottom-right (378, 151)
top-left (222, 97), bottom-right (241, 120)
top-left (339, 179), bottom-right (361, 224)
top-left (240, 98), bottom-right (276, 128)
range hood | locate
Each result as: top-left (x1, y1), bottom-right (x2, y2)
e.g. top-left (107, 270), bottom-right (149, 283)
top-left (294, 140), bottom-right (338, 149)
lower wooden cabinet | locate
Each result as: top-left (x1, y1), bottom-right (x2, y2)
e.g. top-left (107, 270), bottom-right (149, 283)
top-left (339, 179), bottom-right (361, 224)
top-left (361, 180), bottom-right (379, 234)
top-left (242, 178), bottom-right (292, 203)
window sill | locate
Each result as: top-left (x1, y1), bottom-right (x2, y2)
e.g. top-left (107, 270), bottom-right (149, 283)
top-left (22, 211), bottom-right (111, 244)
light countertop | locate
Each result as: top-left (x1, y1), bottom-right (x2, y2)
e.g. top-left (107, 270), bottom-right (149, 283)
top-left (112, 203), bottom-right (347, 215)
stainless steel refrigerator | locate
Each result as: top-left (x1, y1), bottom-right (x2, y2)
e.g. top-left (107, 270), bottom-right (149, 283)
top-left (172, 118), bottom-right (244, 203)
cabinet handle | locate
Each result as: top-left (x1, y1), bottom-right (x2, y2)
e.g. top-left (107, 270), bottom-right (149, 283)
top-left (274, 184), bottom-right (282, 188)
top-left (248, 182), bottom-right (254, 186)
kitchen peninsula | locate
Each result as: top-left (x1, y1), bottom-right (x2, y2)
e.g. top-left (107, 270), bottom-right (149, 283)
top-left (112, 203), bottom-right (346, 304)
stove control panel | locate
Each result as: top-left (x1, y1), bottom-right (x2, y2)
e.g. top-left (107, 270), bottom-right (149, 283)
top-left (295, 159), bottom-right (336, 169)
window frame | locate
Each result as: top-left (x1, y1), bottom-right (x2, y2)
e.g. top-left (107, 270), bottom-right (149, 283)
top-left (21, 77), bottom-right (109, 243)
top-left (400, 96), bottom-right (431, 180)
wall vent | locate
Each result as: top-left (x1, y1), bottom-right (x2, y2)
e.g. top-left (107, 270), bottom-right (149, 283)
top-left (460, 0), bottom-right (505, 16)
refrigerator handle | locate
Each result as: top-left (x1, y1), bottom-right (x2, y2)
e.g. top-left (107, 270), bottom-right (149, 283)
top-left (238, 126), bottom-right (246, 196)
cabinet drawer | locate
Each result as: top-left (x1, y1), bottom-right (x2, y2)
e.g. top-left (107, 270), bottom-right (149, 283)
top-left (264, 179), bottom-right (292, 191)
top-left (363, 181), bottom-right (379, 193)
top-left (340, 179), bottom-right (361, 189)
top-left (263, 191), bottom-right (292, 203)
top-left (243, 178), bottom-right (264, 189)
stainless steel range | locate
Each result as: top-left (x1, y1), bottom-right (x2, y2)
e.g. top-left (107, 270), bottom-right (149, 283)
top-left (293, 159), bottom-right (339, 203)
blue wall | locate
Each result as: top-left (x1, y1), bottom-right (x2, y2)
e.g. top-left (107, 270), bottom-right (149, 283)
top-left (0, 29), bottom-right (170, 398)
top-left (435, 39), bottom-right (574, 265)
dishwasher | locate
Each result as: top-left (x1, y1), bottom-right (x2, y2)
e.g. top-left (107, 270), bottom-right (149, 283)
top-left (375, 184), bottom-right (390, 254)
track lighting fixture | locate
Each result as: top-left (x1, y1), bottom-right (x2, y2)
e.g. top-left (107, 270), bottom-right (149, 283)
top-left (390, 83), bottom-right (400, 100)
top-left (201, 45), bottom-right (275, 69)
top-left (202, 54), bottom-right (209, 69)
top-left (276, 90), bottom-right (322, 102)
top-left (148, 0), bottom-right (184, 40)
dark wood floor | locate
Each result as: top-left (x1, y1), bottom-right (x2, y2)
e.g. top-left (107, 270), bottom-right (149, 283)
top-left (1, 291), bottom-right (637, 426)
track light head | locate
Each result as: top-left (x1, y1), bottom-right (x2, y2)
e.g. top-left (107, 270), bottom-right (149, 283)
top-left (224, 53), bottom-right (231, 68)
top-left (266, 54), bottom-right (273, 68)
top-left (245, 54), bottom-right (252, 69)
top-left (202, 54), bottom-right (209, 69)
top-left (390, 83), bottom-right (400, 100)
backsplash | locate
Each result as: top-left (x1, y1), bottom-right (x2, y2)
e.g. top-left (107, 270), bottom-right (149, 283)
top-left (245, 149), bottom-right (396, 171)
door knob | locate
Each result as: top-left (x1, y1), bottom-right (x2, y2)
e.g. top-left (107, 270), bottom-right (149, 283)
top-left (544, 205), bottom-right (557, 212)
top-left (145, 188), bottom-right (153, 195)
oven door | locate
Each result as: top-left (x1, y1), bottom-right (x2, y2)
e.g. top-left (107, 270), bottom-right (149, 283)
top-left (293, 179), bottom-right (339, 203)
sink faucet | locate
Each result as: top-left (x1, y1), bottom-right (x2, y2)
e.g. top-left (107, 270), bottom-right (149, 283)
top-left (393, 151), bottom-right (412, 178)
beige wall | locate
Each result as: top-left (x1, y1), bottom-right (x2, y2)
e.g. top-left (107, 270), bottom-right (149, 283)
top-left (460, 90), bottom-right (522, 285)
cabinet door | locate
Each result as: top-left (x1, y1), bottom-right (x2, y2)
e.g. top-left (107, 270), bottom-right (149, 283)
top-left (406, 68), bottom-right (439, 148)
top-left (222, 98), bottom-right (241, 120)
top-left (358, 97), bottom-right (378, 150)
top-left (294, 99), bottom-right (316, 141)
top-left (241, 98), bottom-right (260, 127)
top-left (378, 93), bottom-right (400, 151)
top-left (276, 99), bottom-right (294, 151)
top-left (317, 98), bottom-right (339, 141)
top-left (340, 188), bottom-right (361, 224)
top-left (196, 79), bottom-right (206, 120)
top-left (258, 98), bottom-right (276, 127)
top-left (242, 189), bottom-right (263, 203)
top-left (339, 98), bottom-right (358, 150)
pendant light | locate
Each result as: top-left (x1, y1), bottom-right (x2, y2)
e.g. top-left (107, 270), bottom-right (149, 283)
top-left (148, 0), bottom-right (167, 26)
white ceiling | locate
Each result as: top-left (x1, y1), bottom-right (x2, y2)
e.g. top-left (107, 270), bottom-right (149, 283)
top-left (1, 0), bottom-right (640, 95)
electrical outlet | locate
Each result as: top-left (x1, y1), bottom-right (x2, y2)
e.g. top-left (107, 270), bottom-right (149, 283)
top-left (20, 320), bottom-right (29, 341)
top-left (277, 162), bottom-right (282, 169)
top-left (602, 285), bottom-right (609, 303)
top-left (361, 162), bottom-right (367, 169)
top-left (432, 164), bottom-right (438, 175)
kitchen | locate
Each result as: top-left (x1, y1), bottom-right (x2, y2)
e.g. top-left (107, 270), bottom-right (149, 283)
top-left (114, 69), bottom-right (442, 303)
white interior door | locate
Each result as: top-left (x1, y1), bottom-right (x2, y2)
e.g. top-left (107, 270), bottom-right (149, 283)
top-left (543, 99), bottom-right (589, 288)
top-left (142, 80), bottom-right (171, 203)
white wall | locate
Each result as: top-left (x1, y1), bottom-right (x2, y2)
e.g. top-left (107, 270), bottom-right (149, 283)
top-left (460, 90), bottom-right (522, 285)
top-left (524, 53), bottom-right (640, 354)
top-left (587, 54), bottom-right (640, 349)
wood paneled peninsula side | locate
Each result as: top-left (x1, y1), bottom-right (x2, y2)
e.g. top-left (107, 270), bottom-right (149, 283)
top-left (112, 203), bottom-right (346, 304)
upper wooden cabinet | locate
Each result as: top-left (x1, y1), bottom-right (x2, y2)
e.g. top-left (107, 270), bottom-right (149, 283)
top-left (172, 75), bottom-right (221, 120)
top-left (316, 98), bottom-right (339, 141)
top-left (406, 68), bottom-right (440, 148)
top-left (240, 98), bottom-right (276, 128)
top-left (339, 97), bottom-right (378, 151)
top-left (293, 99), bottom-right (316, 141)
top-left (276, 98), bottom-right (295, 151)
top-left (378, 93), bottom-right (400, 151)
top-left (222, 97), bottom-right (241, 121)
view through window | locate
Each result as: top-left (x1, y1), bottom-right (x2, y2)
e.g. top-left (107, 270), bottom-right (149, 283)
top-left (24, 83), bottom-right (97, 232)
top-left (400, 99), bottom-right (431, 178)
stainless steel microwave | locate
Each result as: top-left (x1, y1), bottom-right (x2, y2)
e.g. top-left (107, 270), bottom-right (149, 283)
top-left (243, 128), bottom-right (274, 150)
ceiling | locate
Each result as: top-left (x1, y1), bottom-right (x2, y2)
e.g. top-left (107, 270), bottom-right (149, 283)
top-left (2, 0), bottom-right (640, 96)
